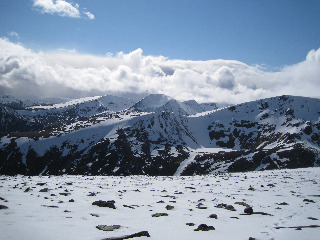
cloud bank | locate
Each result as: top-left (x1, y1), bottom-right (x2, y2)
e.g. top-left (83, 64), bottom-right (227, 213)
top-left (33, 0), bottom-right (94, 20)
top-left (0, 37), bottom-right (319, 104)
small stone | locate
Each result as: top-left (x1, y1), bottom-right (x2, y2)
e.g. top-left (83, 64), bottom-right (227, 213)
top-left (226, 205), bottom-right (236, 211)
top-left (186, 223), bottom-right (195, 226)
top-left (208, 214), bottom-right (218, 219)
top-left (0, 205), bottom-right (9, 210)
top-left (59, 192), bottom-right (71, 196)
top-left (152, 213), bottom-right (168, 217)
top-left (69, 199), bottom-right (75, 202)
top-left (166, 205), bottom-right (174, 210)
top-left (101, 231), bottom-right (150, 240)
top-left (39, 188), bottom-right (49, 192)
top-left (194, 224), bottom-right (215, 231)
top-left (96, 225), bottom-right (121, 231)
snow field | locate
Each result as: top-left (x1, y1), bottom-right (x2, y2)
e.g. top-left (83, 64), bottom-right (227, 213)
top-left (0, 168), bottom-right (320, 240)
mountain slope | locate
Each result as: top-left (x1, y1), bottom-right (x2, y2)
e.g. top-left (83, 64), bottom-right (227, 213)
top-left (0, 94), bottom-right (319, 176)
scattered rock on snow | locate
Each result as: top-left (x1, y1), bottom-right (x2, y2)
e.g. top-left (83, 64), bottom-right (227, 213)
top-left (39, 188), bottom-right (49, 192)
top-left (96, 225), bottom-right (121, 231)
top-left (92, 200), bottom-right (116, 209)
top-left (215, 203), bottom-right (236, 211)
top-left (244, 206), bottom-right (254, 214)
top-left (101, 231), bottom-right (150, 239)
top-left (0, 205), bottom-right (9, 210)
top-left (235, 201), bottom-right (250, 207)
top-left (186, 223), bottom-right (195, 226)
top-left (152, 213), bottom-right (168, 217)
top-left (59, 192), bottom-right (71, 196)
top-left (165, 205), bottom-right (174, 210)
top-left (303, 199), bottom-right (315, 203)
top-left (194, 224), bottom-right (215, 231)
top-left (208, 214), bottom-right (218, 219)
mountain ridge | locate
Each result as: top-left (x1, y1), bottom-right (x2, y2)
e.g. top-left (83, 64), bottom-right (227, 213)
top-left (0, 94), bottom-right (319, 175)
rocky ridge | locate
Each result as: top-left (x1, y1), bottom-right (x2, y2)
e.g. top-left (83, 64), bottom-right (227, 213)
top-left (0, 94), bottom-right (319, 175)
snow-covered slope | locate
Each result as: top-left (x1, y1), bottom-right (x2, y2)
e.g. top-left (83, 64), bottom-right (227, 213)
top-left (1, 168), bottom-right (320, 240)
top-left (0, 94), bottom-right (319, 176)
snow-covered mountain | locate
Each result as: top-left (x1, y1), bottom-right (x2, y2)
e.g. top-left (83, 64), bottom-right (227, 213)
top-left (0, 94), bottom-right (319, 176)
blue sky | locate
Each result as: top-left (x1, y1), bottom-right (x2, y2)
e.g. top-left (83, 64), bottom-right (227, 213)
top-left (1, 0), bottom-right (319, 66)
top-left (0, 0), bottom-right (320, 103)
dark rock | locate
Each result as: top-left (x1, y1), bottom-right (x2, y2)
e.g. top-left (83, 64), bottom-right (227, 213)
top-left (216, 203), bottom-right (235, 210)
top-left (194, 224), bottom-right (215, 231)
top-left (186, 223), bottom-right (195, 226)
top-left (0, 205), bottom-right (9, 210)
top-left (101, 231), bottom-right (150, 240)
top-left (303, 199), bottom-right (315, 203)
top-left (36, 183), bottom-right (46, 186)
top-left (278, 202), bottom-right (289, 205)
top-left (244, 206), bottom-right (254, 214)
top-left (69, 199), bottom-right (75, 202)
top-left (92, 200), bottom-right (116, 209)
top-left (235, 201), bottom-right (250, 207)
top-left (39, 188), bottom-right (49, 192)
top-left (59, 192), bottom-right (71, 196)
top-left (307, 217), bottom-right (318, 220)
top-left (87, 192), bottom-right (96, 196)
top-left (96, 225), bottom-right (121, 231)
top-left (90, 213), bottom-right (99, 217)
top-left (165, 205), bottom-right (174, 210)
top-left (24, 187), bottom-right (32, 192)
top-left (123, 205), bottom-right (135, 209)
top-left (208, 214), bottom-right (218, 219)
top-left (152, 213), bottom-right (168, 217)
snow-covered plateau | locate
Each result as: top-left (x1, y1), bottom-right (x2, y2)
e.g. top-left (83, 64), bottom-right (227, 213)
top-left (1, 168), bottom-right (319, 240)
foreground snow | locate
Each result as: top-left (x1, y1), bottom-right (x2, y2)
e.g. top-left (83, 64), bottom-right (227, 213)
top-left (0, 168), bottom-right (319, 240)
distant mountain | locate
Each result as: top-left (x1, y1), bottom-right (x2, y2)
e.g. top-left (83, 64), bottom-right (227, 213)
top-left (0, 94), bottom-right (319, 176)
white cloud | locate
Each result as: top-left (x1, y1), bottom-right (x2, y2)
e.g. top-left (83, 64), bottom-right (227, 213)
top-left (8, 31), bottom-right (19, 39)
top-left (83, 11), bottom-right (95, 20)
top-left (0, 37), bottom-right (319, 104)
top-left (33, 0), bottom-right (94, 20)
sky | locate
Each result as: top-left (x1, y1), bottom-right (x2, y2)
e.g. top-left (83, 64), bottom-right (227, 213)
top-left (0, 0), bottom-right (320, 104)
